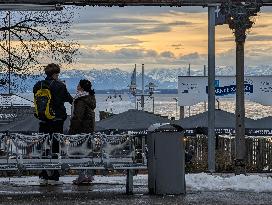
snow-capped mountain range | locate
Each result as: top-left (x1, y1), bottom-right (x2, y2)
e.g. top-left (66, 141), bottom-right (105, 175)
top-left (3, 65), bottom-right (272, 92)
top-left (58, 65), bottom-right (272, 90)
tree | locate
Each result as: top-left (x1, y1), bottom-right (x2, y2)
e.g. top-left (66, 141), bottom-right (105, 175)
top-left (0, 8), bottom-right (79, 92)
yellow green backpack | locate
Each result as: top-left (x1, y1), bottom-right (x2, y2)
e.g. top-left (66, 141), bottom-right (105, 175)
top-left (34, 80), bottom-right (55, 121)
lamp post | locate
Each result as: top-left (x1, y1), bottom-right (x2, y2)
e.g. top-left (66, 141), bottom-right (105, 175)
top-left (146, 82), bottom-right (157, 113)
top-left (129, 83), bottom-right (137, 109)
top-left (128, 65), bottom-right (157, 112)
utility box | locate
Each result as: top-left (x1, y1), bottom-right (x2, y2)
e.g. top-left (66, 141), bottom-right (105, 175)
top-left (147, 126), bottom-right (185, 195)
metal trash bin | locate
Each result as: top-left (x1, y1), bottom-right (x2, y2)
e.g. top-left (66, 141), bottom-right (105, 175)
top-left (147, 124), bottom-right (185, 195)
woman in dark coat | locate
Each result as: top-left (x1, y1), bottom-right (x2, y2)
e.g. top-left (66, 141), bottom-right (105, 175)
top-left (69, 79), bottom-right (96, 134)
top-left (69, 79), bottom-right (96, 185)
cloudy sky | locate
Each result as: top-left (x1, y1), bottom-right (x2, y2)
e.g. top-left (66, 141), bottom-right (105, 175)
top-left (66, 6), bottom-right (272, 71)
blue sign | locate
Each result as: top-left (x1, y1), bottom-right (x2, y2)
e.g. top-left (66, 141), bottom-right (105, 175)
top-left (214, 80), bottom-right (220, 87)
top-left (206, 84), bottom-right (253, 96)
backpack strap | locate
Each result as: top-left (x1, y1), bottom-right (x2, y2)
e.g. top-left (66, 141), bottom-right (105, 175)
top-left (48, 80), bottom-right (54, 88)
top-left (40, 80), bottom-right (54, 89)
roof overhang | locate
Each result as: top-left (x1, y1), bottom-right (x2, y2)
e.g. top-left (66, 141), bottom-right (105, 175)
top-left (0, 4), bottom-right (63, 11)
top-left (1, 0), bottom-right (272, 7)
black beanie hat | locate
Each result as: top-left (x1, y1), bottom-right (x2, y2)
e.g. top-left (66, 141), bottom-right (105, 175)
top-left (79, 79), bottom-right (95, 95)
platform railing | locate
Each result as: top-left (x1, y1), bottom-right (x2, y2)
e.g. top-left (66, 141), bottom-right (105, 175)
top-left (0, 132), bottom-right (147, 172)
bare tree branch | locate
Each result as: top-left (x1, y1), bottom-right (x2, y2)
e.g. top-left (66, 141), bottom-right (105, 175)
top-left (0, 9), bottom-right (79, 92)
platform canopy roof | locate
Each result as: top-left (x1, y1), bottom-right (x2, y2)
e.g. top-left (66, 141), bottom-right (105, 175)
top-left (252, 117), bottom-right (272, 129)
top-left (96, 109), bottom-right (170, 131)
top-left (1, 0), bottom-right (272, 7)
top-left (169, 109), bottom-right (259, 136)
top-left (170, 110), bottom-right (272, 136)
top-left (245, 116), bottom-right (272, 136)
top-left (175, 109), bottom-right (254, 129)
top-left (0, 115), bottom-right (71, 134)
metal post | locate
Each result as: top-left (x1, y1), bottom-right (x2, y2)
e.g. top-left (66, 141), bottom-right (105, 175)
top-left (142, 136), bottom-right (146, 164)
top-left (152, 97), bottom-right (155, 113)
top-left (216, 99), bottom-right (220, 109)
top-left (235, 40), bottom-right (246, 174)
top-left (135, 64), bottom-right (137, 109)
top-left (174, 98), bottom-right (178, 118)
top-left (8, 11), bottom-right (11, 94)
top-left (176, 102), bottom-right (178, 118)
top-left (180, 106), bottom-right (185, 119)
top-left (208, 6), bottom-right (216, 173)
top-left (204, 65), bottom-right (207, 111)
top-left (141, 64), bottom-right (145, 111)
top-left (126, 169), bottom-right (133, 194)
top-left (188, 64), bottom-right (191, 118)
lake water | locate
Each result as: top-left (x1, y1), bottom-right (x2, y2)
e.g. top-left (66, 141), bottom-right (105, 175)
top-left (18, 93), bottom-right (272, 120)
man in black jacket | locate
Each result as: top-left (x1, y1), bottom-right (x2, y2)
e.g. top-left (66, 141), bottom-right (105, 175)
top-left (33, 63), bottom-right (73, 185)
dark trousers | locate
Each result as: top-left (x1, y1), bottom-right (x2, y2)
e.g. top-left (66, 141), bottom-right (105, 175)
top-left (39, 120), bottom-right (64, 181)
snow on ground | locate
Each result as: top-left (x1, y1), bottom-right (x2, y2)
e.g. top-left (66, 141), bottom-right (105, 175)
top-left (1, 173), bottom-right (272, 192)
top-left (186, 173), bottom-right (272, 192)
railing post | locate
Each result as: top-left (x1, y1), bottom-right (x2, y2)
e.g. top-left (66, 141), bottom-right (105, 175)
top-left (126, 169), bottom-right (133, 194)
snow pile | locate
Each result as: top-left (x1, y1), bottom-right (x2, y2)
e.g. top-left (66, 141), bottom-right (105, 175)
top-left (186, 173), bottom-right (272, 192)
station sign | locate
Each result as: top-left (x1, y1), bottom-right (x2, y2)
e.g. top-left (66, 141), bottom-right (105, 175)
top-left (178, 76), bottom-right (272, 106)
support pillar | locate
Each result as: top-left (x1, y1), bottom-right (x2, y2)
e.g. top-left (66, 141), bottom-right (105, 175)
top-left (208, 6), bottom-right (216, 173)
top-left (220, 1), bottom-right (261, 174)
top-left (235, 40), bottom-right (246, 174)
